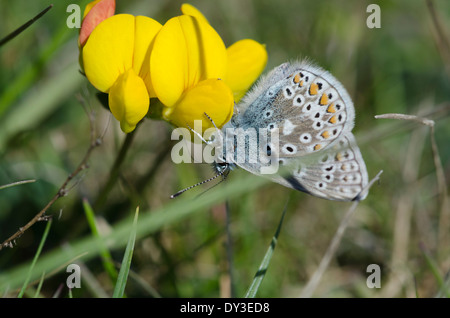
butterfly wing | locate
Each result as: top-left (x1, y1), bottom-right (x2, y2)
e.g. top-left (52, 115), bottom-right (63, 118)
top-left (282, 132), bottom-right (369, 201)
top-left (228, 60), bottom-right (368, 201)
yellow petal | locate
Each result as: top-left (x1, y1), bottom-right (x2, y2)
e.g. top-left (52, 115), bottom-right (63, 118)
top-left (150, 15), bottom-right (227, 107)
top-left (225, 39), bottom-right (268, 102)
top-left (163, 79), bottom-right (233, 133)
top-left (79, 0), bottom-right (115, 47)
top-left (83, 14), bottom-right (135, 92)
top-left (133, 16), bottom-right (162, 97)
top-left (83, 0), bottom-right (102, 18)
top-left (180, 3), bottom-right (209, 25)
top-left (109, 69), bottom-right (149, 133)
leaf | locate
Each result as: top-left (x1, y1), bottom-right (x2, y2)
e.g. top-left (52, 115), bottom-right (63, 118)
top-left (244, 202), bottom-right (288, 298)
top-left (112, 207), bottom-right (139, 298)
top-left (18, 219), bottom-right (52, 298)
top-left (82, 198), bottom-right (118, 284)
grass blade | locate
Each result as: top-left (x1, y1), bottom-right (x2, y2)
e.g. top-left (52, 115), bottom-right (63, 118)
top-left (112, 207), bottom-right (139, 298)
top-left (82, 198), bottom-right (118, 283)
top-left (33, 271), bottom-right (46, 298)
top-left (0, 5), bottom-right (53, 47)
top-left (0, 171), bottom-right (269, 293)
top-left (244, 203), bottom-right (288, 298)
top-left (18, 219), bottom-right (52, 298)
top-left (420, 243), bottom-right (450, 298)
top-left (0, 179), bottom-right (35, 191)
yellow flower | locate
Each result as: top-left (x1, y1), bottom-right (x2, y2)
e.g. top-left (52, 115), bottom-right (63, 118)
top-left (149, 4), bottom-right (268, 133)
top-left (180, 4), bottom-right (268, 102)
top-left (80, 3), bottom-right (267, 134)
top-left (82, 14), bottom-right (162, 132)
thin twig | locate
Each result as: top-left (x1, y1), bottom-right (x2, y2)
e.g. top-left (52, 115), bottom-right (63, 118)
top-left (300, 170), bottom-right (383, 298)
top-left (0, 96), bottom-right (101, 250)
top-left (0, 4), bottom-right (53, 47)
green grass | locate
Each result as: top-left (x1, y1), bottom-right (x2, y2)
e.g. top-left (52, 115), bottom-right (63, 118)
top-left (112, 207), bottom-right (139, 298)
top-left (17, 219), bottom-right (52, 298)
top-left (0, 0), bottom-right (449, 298)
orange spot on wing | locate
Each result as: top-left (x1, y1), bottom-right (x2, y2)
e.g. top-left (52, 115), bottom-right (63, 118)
top-left (327, 103), bottom-right (336, 113)
top-left (329, 115), bottom-right (337, 124)
top-left (321, 131), bottom-right (330, 139)
top-left (299, 80), bottom-right (304, 87)
top-left (293, 74), bottom-right (301, 83)
top-left (309, 83), bottom-right (318, 95)
top-left (314, 144), bottom-right (322, 151)
top-left (319, 93), bottom-right (328, 105)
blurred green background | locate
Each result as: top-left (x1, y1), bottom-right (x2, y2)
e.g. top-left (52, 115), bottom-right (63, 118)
top-left (0, 0), bottom-right (449, 298)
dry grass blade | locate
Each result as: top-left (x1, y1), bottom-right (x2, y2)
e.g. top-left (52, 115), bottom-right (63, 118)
top-left (376, 112), bottom-right (449, 261)
top-left (0, 179), bottom-right (35, 190)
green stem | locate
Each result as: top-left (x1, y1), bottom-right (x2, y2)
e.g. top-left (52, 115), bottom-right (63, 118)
top-left (94, 129), bottom-right (137, 211)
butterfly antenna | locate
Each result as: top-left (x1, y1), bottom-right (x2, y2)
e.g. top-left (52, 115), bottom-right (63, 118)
top-left (185, 123), bottom-right (209, 144)
top-left (204, 112), bottom-right (219, 130)
top-left (170, 168), bottom-right (227, 199)
top-left (195, 173), bottom-right (228, 199)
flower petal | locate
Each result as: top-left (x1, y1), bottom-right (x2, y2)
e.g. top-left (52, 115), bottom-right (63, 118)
top-left (163, 79), bottom-right (233, 133)
top-left (180, 3), bottom-right (209, 25)
top-left (133, 16), bottom-right (162, 98)
top-left (225, 39), bottom-right (268, 102)
top-left (109, 69), bottom-right (149, 133)
top-left (83, 14), bottom-right (135, 93)
top-left (79, 0), bottom-right (115, 47)
top-left (150, 15), bottom-right (227, 107)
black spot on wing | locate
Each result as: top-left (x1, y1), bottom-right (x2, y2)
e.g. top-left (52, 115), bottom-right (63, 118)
top-left (285, 176), bottom-right (310, 194)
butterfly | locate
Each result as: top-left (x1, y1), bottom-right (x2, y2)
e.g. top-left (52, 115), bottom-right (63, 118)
top-left (173, 60), bottom-right (369, 201)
